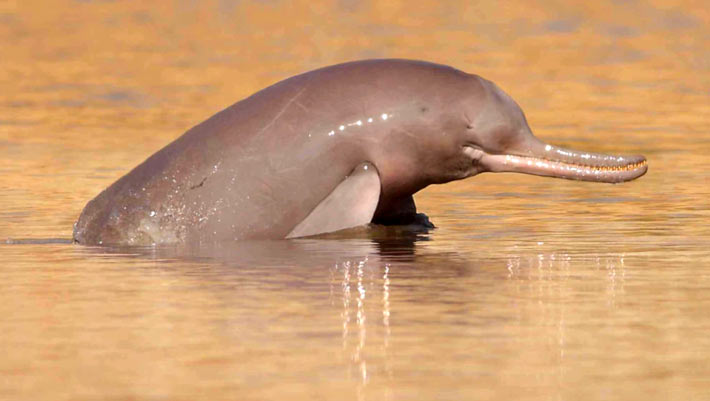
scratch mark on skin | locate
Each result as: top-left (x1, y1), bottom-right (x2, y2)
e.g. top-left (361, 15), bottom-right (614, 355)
top-left (294, 101), bottom-right (309, 112)
top-left (255, 86), bottom-right (307, 137)
top-left (190, 177), bottom-right (207, 190)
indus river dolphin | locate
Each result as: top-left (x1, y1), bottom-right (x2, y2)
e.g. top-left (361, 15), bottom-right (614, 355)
top-left (73, 59), bottom-right (647, 245)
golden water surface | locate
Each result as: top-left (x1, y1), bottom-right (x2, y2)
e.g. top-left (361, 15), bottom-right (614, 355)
top-left (1, 0), bottom-right (709, 400)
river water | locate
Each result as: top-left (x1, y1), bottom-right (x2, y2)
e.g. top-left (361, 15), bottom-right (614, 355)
top-left (1, 1), bottom-right (709, 400)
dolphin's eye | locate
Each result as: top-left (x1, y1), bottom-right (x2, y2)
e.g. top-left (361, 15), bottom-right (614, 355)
top-left (463, 112), bottom-right (474, 130)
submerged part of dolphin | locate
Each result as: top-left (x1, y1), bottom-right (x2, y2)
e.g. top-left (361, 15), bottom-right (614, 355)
top-left (73, 59), bottom-right (647, 245)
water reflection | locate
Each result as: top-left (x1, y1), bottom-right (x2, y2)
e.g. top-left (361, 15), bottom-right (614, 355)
top-left (66, 230), bottom-right (642, 400)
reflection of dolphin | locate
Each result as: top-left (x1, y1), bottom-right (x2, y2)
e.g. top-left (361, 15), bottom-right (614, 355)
top-left (73, 59), bottom-right (647, 246)
top-left (93, 232), bottom-right (420, 266)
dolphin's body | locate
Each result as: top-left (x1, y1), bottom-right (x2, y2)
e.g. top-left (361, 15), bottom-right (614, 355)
top-left (73, 59), bottom-right (647, 245)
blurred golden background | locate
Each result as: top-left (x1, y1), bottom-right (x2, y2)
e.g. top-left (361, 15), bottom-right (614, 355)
top-left (1, 1), bottom-right (709, 400)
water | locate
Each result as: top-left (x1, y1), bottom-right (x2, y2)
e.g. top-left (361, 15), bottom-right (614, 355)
top-left (1, 1), bottom-right (709, 400)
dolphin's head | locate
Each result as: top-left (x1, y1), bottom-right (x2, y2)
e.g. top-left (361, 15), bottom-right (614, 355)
top-left (437, 75), bottom-right (648, 184)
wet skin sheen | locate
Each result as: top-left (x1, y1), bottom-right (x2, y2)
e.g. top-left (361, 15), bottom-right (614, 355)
top-left (73, 59), bottom-right (648, 245)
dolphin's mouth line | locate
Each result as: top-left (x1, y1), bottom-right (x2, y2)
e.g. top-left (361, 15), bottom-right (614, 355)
top-left (463, 145), bottom-right (648, 183)
top-left (496, 153), bottom-right (648, 172)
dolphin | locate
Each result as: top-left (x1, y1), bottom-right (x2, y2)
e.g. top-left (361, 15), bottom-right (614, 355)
top-left (73, 59), bottom-right (647, 245)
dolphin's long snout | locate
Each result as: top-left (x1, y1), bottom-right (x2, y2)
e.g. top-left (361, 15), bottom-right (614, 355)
top-left (482, 141), bottom-right (648, 183)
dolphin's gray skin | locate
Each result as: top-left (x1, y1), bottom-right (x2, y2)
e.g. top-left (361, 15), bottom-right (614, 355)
top-left (73, 59), bottom-right (647, 245)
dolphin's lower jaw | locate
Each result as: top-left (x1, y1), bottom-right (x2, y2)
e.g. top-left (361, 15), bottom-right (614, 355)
top-left (479, 145), bottom-right (648, 183)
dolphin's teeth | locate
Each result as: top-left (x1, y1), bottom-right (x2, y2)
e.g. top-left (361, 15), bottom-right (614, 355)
top-left (512, 156), bottom-right (646, 174)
